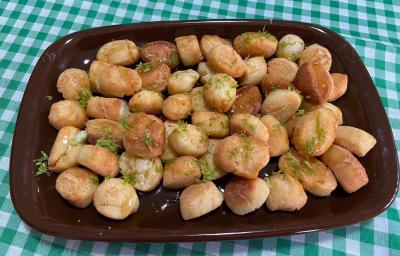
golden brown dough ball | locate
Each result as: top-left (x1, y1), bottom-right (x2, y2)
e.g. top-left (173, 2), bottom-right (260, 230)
top-left (278, 150), bottom-right (337, 196)
top-left (86, 96), bottom-right (129, 121)
top-left (260, 73), bottom-right (291, 93)
top-left (191, 111), bottom-right (230, 138)
top-left (175, 35), bottom-right (204, 66)
top-left (97, 39), bottom-right (140, 66)
top-left (180, 181), bottom-right (223, 220)
top-left (140, 40), bottom-right (179, 68)
top-left (321, 145), bottom-right (369, 193)
top-left (168, 124), bottom-right (208, 157)
top-left (168, 69), bottom-right (200, 95)
top-left (85, 119), bottom-right (124, 146)
top-left (328, 73), bottom-right (348, 102)
top-left (260, 115), bottom-right (289, 157)
top-left (123, 113), bottom-right (165, 158)
top-left (137, 62), bottom-right (171, 92)
top-left (276, 34), bottom-right (305, 61)
top-left (298, 43), bottom-right (332, 71)
top-left (267, 58), bottom-right (298, 82)
top-left (265, 173), bottom-right (307, 211)
top-left (204, 73), bottom-right (238, 113)
top-left (48, 100), bottom-right (87, 130)
top-left (294, 63), bottom-right (334, 105)
top-left (128, 90), bottom-right (164, 115)
top-left (162, 94), bottom-right (193, 121)
top-left (200, 35), bottom-right (232, 57)
top-left (76, 145), bottom-right (120, 177)
top-left (230, 113), bottom-right (269, 146)
top-left (56, 68), bottom-right (91, 100)
top-left (292, 107), bottom-right (337, 156)
top-left (119, 152), bottom-right (163, 192)
top-left (207, 45), bottom-right (246, 78)
top-left (88, 60), bottom-right (112, 89)
top-left (55, 167), bottom-right (98, 208)
top-left (97, 65), bottom-right (142, 97)
top-left (163, 156), bottom-right (201, 189)
top-left (224, 177), bottom-right (270, 215)
top-left (214, 134), bottom-right (270, 179)
top-left (48, 126), bottom-right (82, 172)
top-left (93, 178), bottom-right (139, 220)
top-left (230, 85), bottom-right (262, 116)
top-left (239, 56), bottom-right (267, 86)
top-left (233, 31), bottom-right (278, 58)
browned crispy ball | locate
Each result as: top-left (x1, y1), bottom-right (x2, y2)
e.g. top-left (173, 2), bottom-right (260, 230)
top-left (293, 63), bottom-right (334, 105)
top-left (137, 62), bottom-right (171, 92)
top-left (123, 113), bottom-right (165, 158)
top-left (260, 73), bottom-right (291, 93)
top-left (85, 119), bottom-right (125, 146)
top-left (233, 31), bottom-right (278, 58)
top-left (140, 41), bottom-right (179, 68)
top-left (230, 85), bottom-right (262, 115)
top-left (224, 177), bottom-right (270, 215)
top-left (207, 45), bottom-right (246, 78)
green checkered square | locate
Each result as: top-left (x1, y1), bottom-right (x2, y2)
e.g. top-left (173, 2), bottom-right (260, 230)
top-left (0, 0), bottom-right (399, 255)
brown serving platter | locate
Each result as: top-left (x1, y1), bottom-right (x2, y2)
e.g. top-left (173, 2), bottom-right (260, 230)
top-left (10, 20), bottom-right (399, 242)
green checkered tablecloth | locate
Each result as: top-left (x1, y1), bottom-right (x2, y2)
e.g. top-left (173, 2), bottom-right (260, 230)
top-left (0, 0), bottom-right (399, 255)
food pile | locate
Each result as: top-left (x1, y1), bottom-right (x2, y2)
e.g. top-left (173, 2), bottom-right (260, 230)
top-left (35, 27), bottom-right (377, 221)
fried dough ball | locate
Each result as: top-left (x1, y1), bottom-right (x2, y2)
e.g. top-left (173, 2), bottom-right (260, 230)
top-left (292, 108), bottom-right (337, 156)
top-left (175, 35), bottom-right (203, 66)
top-left (321, 145), bottom-right (369, 193)
top-left (305, 102), bottom-right (343, 126)
top-left (233, 31), bottom-right (278, 58)
top-left (140, 41), bottom-right (179, 68)
top-left (260, 115), bottom-right (289, 157)
top-left (279, 150), bottom-right (337, 196)
top-left (230, 113), bottom-right (269, 146)
top-left (267, 58), bottom-right (298, 82)
top-left (162, 94), bottom-right (193, 120)
top-left (88, 60), bottom-right (112, 89)
top-left (298, 43), bottom-right (332, 71)
top-left (189, 86), bottom-right (212, 111)
top-left (200, 35), bottom-right (232, 57)
top-left (197, 62), bottom-right (216, 84)
top-left (123, 114), bottom-right (165, 158)
top-left (96, 39), bottom-right (140, 66)
top-left (230, 85), bottom-right (262, 115)
top-left (160, 120), bottom-right (180, 161)
top-left (48, 126), bottom-right (83, 172)
top-left (328, 73), bottom-right (348, 102)
top-left (85, 119), bottom-right (124, 146)
top-left (334, 126), bottom-right (377, 157)
top-left (119, 152), bottom-right (163, 192)
top-left (294, 63), bottom-right (334, 105)
top-left (180, 181), bottom-right (223, 220)
top-left (198, 139), bottom-right (227, 180)
top-left (214, 134), bottom-right (270, 179)
top-left (137, 62), bottom-right (171, 92)
top-left (265, 173), bottom-right (307, 211)
top-left (163, 156), bottom-right (201, 189)
top-left (168, 69), bottom-right (200, 95)
top-left (207, 45), bottom-right (246, 78)
top-left (169, 124), bottom-right (208, 157)
top-left (260, 73), bottom-right (291, 93)
top-left (204, 74), bottom-right (238, 113)
top-left (55, 167), bottom-right (98, 208)
top-left (56, 68), bottom-right (91, 100)
top-left (76, 145), bottom-right (119, 177)
top-left (48, 100), bottom-right (87, 130)
top-left (239, 56), bottom-right (267, 86)
top-left (276, 34), bottom-right (305, 61)
top-left (224, 177), bottom-right (270, 215)
top-left (191, 111), bottom-right (230, 138)
top-left (93, 178), bottom-right (139, 220)
top-left (97, 65), bottom-right (142, 97)
top-left (86, 96), bottom-right (129, 121)
top-left (261, 89), bottom-right (302, 123)
top-left (128, 90), bottom-right (164, 115)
